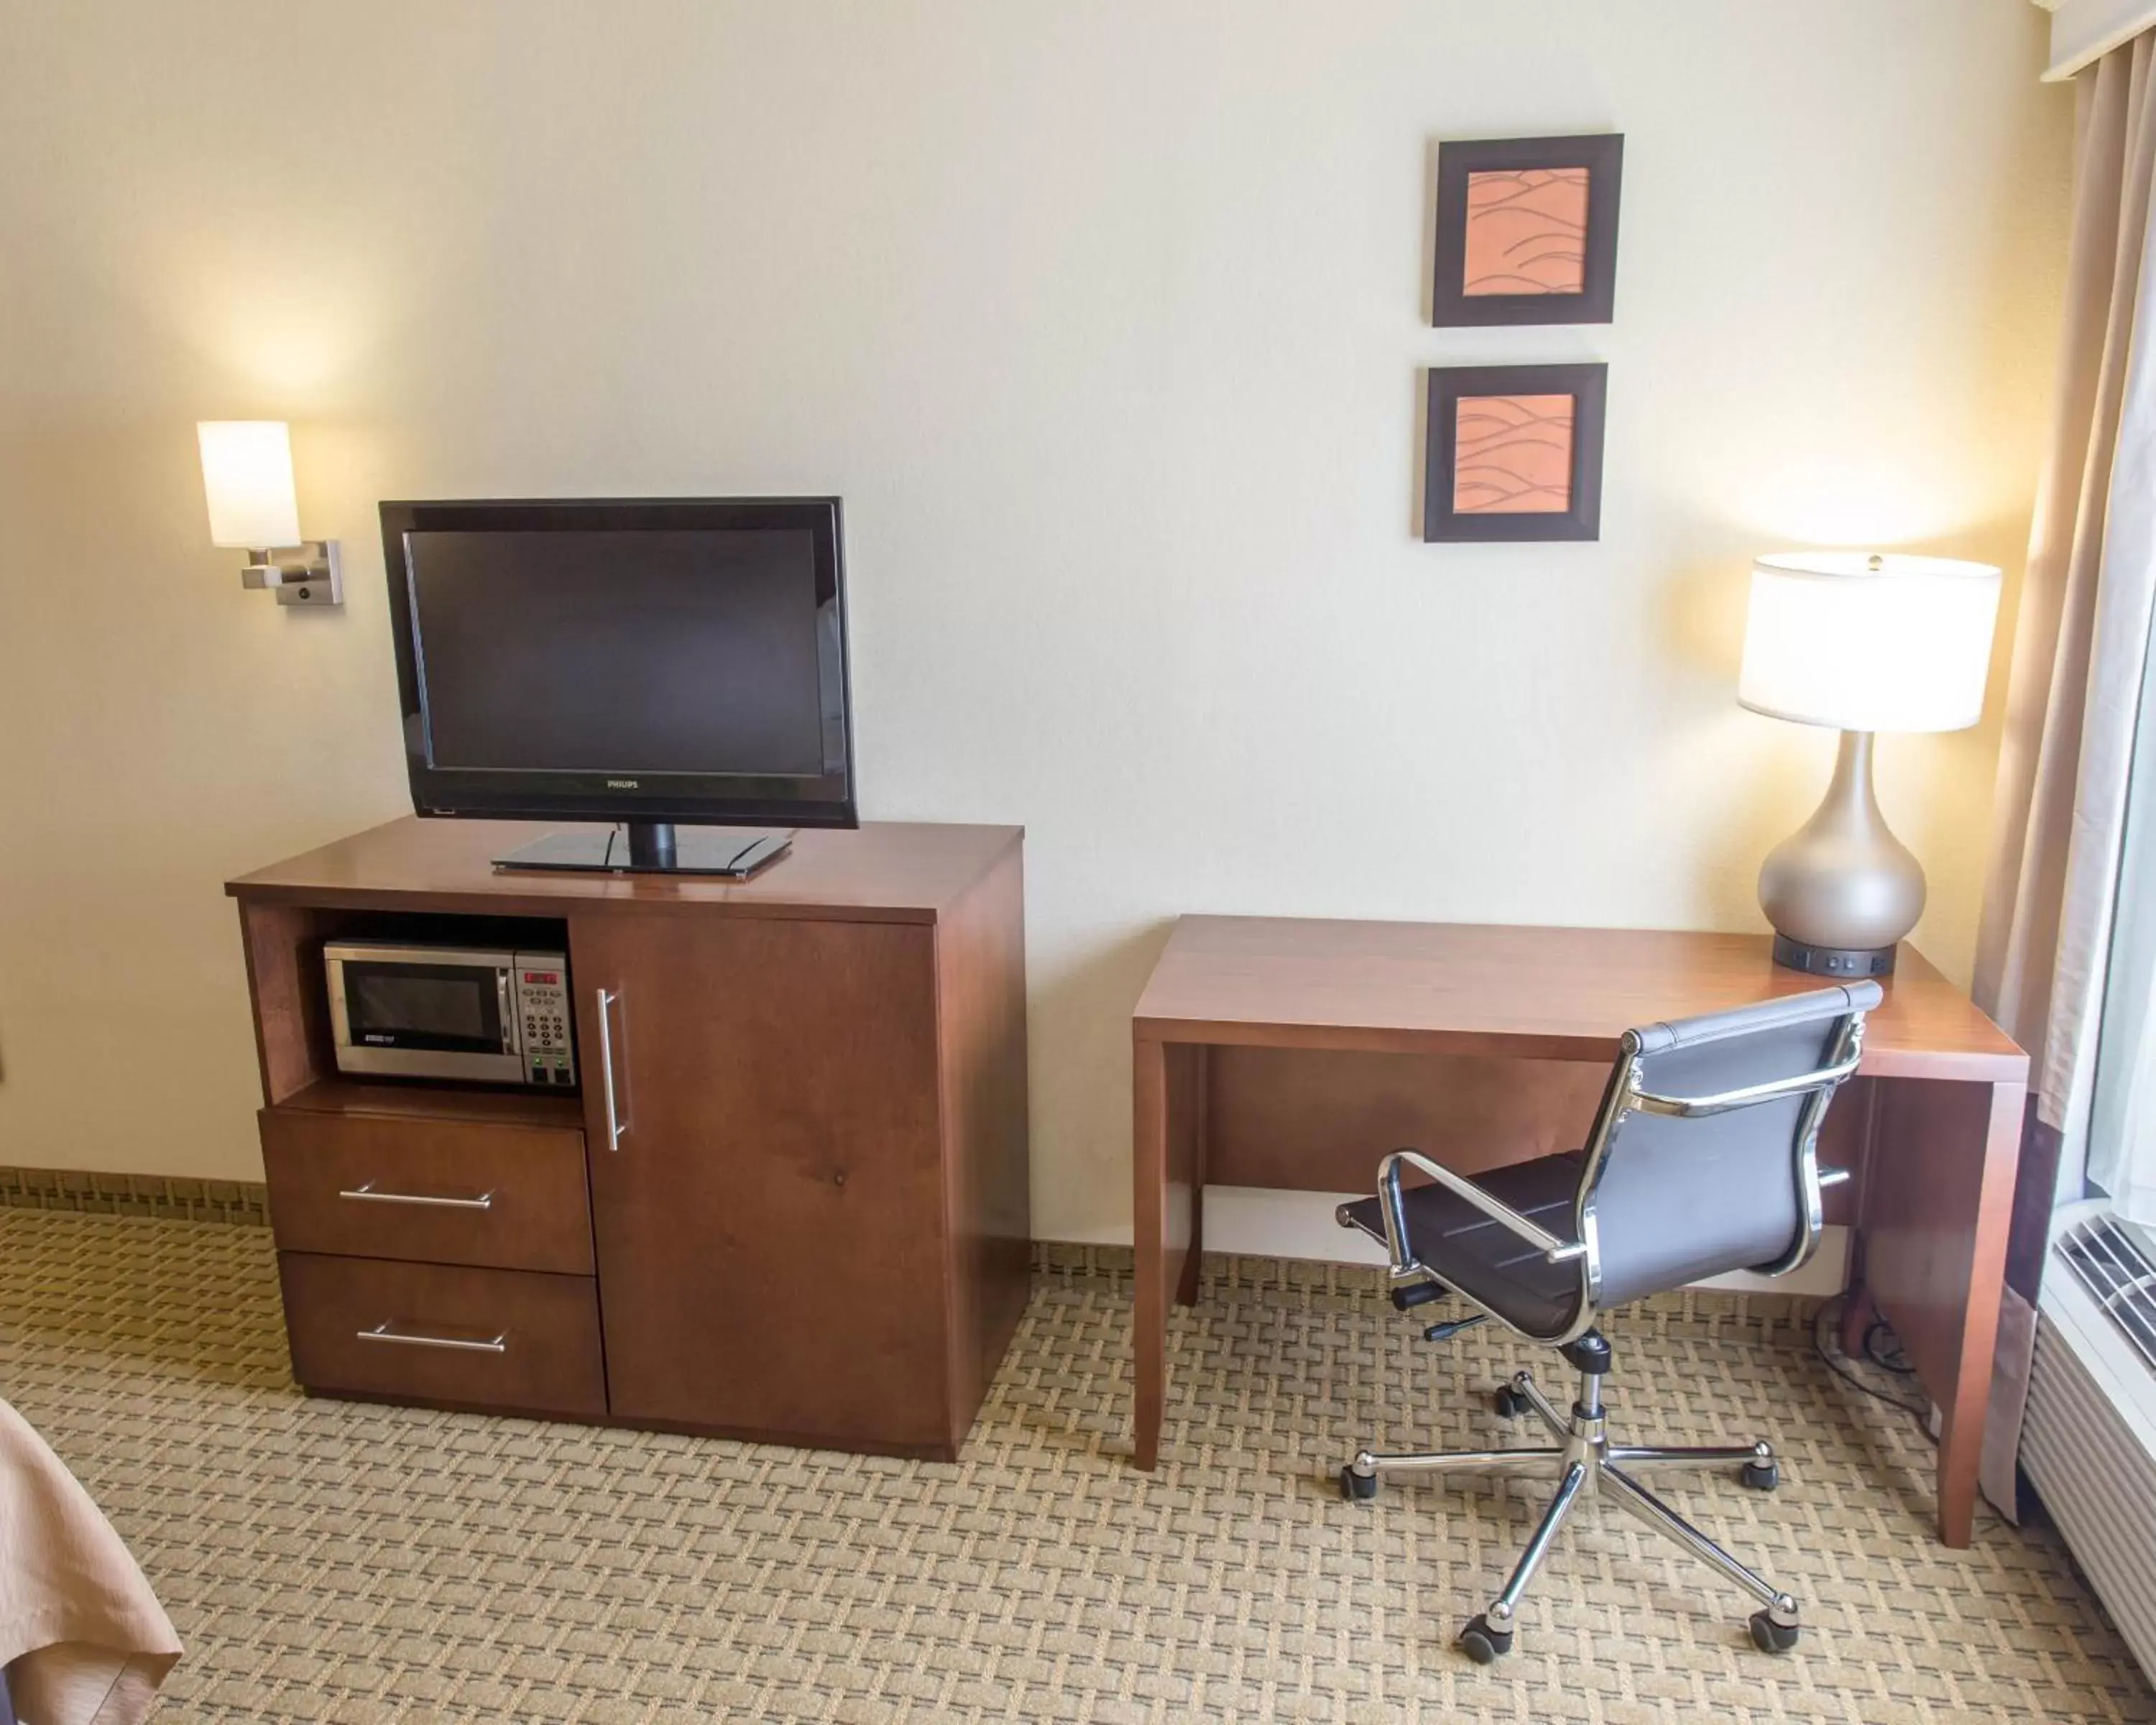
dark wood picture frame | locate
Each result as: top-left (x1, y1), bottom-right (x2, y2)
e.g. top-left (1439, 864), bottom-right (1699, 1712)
top-left (1432, 134), bottom-right (1623, 326)
top-left (1423, 362), bottom-right (1607, 543)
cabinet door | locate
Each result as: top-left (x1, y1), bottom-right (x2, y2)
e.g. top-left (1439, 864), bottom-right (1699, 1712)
top-left (572, 911), bottom-right (950, 1449)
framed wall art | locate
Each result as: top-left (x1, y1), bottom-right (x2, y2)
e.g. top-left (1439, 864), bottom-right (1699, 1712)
top-left (1423, 362), bottom-right (1607, 543)
top-left (1431, 134), bottom-right (1623, 326)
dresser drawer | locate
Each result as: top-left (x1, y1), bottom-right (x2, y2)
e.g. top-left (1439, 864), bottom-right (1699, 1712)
top-left (260, 1107), bottom-right (594, 1274)
top-left (278, 1254), bottom-right (607, 1417)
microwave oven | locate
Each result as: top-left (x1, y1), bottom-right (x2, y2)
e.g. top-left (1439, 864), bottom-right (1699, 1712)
top-left (323, 941), bottom-right (576, 1088)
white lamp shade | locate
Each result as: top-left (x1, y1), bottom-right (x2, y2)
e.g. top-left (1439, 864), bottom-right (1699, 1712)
top-left (1737, 551), bottom-right (2002, 733)
top-left (198, 420), bottom-right (301, 548)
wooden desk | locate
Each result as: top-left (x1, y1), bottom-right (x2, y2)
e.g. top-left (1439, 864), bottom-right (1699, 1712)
top-left (1130, 916), bottom-right (2027, 1547)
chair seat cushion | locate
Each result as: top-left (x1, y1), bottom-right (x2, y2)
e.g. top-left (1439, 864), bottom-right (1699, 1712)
top-left (1340, 1153), bottom-right (1586, 1338)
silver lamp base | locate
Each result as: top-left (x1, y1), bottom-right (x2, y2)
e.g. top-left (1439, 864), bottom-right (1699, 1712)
top-left (1758, 730), bottom-right (1923, 978)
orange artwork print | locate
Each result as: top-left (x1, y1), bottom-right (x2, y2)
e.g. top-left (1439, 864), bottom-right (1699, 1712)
top-left (1461, 167), bottom-right (1590, 296)
top-left (1452, 394), bottom-right (1575, 515)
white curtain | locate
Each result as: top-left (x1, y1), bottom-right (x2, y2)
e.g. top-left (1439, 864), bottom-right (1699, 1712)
top-left (2086, 420), bottom-right (2156, 1215)
top-left (2073, 57), bottom-right (2156, 1210)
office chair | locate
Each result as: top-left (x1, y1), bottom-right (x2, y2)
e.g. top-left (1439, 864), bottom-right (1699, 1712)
top-left (1335, 981), bottom-right (1879, 1662)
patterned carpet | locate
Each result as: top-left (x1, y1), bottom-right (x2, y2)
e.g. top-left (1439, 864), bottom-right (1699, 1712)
top-left (2, 1208), bottom-right (2152, 1724)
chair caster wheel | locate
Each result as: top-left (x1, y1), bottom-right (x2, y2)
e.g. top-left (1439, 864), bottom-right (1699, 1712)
top-left (1740, 1459), bottom-right (1779, 1491)
top-left (1339, 1465), bottom-right (1378, 1502)
top-left (1492, 1385), bottom-right (1528, 1419)
top-left (1749, 1610), bottom-right (1800, 1653)
top-left (1457, 1614), bottom-right (1514, 1663)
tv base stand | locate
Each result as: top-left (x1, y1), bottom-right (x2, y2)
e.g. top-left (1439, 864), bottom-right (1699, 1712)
top-left (494, 822), bottom-right (792, 878)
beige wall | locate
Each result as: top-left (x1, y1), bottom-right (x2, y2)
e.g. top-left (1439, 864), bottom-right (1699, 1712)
top-left (0, 1), bottom-right (2071, 1243)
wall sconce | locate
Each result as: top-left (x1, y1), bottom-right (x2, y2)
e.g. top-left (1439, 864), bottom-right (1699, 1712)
top-left (197, 420), bottom-right (342, 607)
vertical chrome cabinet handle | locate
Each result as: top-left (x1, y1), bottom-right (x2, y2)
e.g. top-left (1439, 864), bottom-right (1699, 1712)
top-left (597, 986), bottom-right (627, 1150)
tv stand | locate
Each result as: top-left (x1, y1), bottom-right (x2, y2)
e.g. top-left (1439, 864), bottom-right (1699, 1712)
top-left (226, 816), bottom-right (1031, 1459)
top-left (628, 819), bottom-right (676, 870)
top-left (492, 821), bottom-right (793, 878)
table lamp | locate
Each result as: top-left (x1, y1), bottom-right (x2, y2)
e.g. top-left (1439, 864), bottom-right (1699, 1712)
top-left (1737, 551), bottom-right (2002, 977)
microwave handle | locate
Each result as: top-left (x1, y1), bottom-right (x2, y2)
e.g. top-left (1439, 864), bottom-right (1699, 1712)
top-left (326, 954), bottom-right (353, 1052)
top-left (596, 987), bottom-right (628, 1151)
top-left (498, 970), bottom-right (516, 1054)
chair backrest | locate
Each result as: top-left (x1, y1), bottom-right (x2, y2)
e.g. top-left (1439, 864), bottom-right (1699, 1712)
top-left (1577, 982), bottom-right (1880, 1312)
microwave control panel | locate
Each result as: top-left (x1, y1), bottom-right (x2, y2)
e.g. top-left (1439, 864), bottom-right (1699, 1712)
top-left (514, 954), bottom-right (576, 1087)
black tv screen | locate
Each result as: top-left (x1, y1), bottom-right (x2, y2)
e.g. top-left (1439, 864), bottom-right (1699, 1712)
top-left (381, 499), bottom-right (854, 829)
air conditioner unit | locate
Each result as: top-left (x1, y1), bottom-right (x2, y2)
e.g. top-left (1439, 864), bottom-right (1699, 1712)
top-left (2022, 1198), bottom-right (2156, 1680)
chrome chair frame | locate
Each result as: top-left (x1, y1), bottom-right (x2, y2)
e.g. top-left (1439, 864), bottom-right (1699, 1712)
top-left (1339, 1011), bottom-right (1867, 1660)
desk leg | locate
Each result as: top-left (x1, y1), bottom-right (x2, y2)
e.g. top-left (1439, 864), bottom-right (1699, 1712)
top-left (1858, 1077), bottom-right (2024, 1548)
top-left (1178, 1044), bottom-right (1209, 1309)
top-left (1133, 1036), bottom-right (1203, 1472)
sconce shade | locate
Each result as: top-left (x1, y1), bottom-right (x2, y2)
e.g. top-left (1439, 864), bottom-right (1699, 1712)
top-left (1737, 551), bottom-right (2002, 734)
top-left (198, 420), bottom-right (301, 548)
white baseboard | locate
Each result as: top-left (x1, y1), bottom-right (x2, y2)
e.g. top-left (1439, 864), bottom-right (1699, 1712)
top-left (1059, 1184), bottom-right (1851, 1300)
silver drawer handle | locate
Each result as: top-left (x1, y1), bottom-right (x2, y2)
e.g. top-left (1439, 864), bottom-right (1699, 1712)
top-left (338, 1181), bottom-right (496, 1210)
top-left (355, 1322), bottom-right (507, 1355)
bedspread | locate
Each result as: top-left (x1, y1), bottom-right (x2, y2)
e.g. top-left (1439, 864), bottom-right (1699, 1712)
top-left (0, 1399), bottom-right (179, 1725)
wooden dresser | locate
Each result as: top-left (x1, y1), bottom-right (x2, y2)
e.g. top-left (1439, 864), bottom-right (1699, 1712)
top-left (227, 817), bottom-right (1031, 1460)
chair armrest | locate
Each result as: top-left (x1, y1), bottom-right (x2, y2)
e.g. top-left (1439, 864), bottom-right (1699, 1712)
top-left (1373, 1150), bottom-right (1588, 1276)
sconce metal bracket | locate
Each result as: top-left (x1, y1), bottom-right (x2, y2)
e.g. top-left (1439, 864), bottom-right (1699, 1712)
top-left (242, 541), bottom-right (343, 607)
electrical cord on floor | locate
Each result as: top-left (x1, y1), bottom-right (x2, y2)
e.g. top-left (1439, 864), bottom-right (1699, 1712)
top-left (1862, 1319), bottom-right (1914, 1375)
top-left (1812, 1294), bottom-right (2007, 1535)
top-left (1812, 1294), bottom-right (1930, 1434)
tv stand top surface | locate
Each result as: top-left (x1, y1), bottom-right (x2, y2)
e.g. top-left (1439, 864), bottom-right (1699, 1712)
top-left (227, 816), bottom-right (1023, 925)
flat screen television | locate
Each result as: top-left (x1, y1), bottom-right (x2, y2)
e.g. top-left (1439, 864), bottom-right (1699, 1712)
top-left (379, 497), bottom-right (853, 878)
